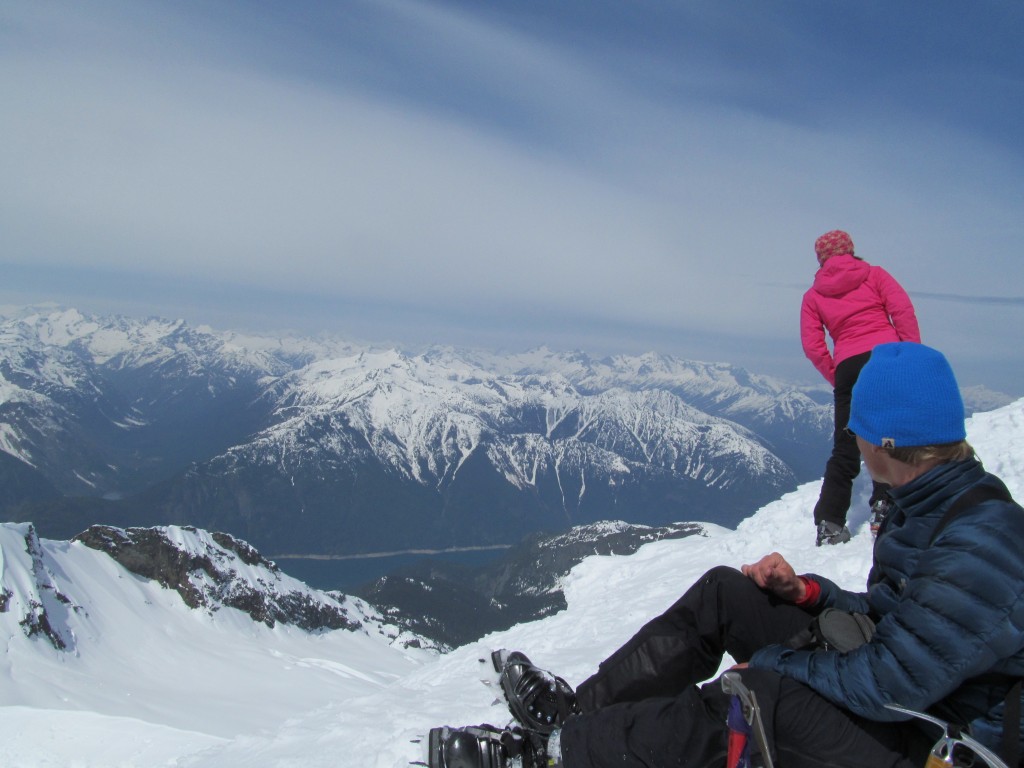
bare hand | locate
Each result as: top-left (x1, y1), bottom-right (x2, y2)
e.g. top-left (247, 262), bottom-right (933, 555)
top-left (741, 552), bottom-right (806, 602)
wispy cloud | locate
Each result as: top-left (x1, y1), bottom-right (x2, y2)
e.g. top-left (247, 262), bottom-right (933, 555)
top-left (914, 292), bottom-right (1024, 307)
top-left (1, 0), bottom-right (1022, 393)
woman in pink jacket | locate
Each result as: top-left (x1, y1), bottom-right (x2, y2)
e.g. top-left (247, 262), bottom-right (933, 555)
top-left (801, 230), bottom-right (921, 545)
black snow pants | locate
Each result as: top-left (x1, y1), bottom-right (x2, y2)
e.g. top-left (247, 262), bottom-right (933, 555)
top-left (814, 350), bottom-right (890, 527)
top-left (558, 566), bottom-right (934, 768)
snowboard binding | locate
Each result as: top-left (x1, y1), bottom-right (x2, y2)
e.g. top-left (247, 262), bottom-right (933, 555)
top-left (491, 649), bottom-right (579, 735)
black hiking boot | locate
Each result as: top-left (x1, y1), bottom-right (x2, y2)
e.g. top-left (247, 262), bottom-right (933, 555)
top-left (492, 649), bottom-right (580, 735)
top-left (815, 520), bottom-right (851, 546)
top-left (427, 724), bottom-right (547, 768)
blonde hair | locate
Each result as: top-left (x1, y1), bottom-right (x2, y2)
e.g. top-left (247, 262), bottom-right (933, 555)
top-left (885, 440), bottom-right (974, 466)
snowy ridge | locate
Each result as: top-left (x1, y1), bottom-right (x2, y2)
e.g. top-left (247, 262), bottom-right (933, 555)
top-left (0, 520), bottom-right (436, 763)
top-left (233, 350), bottom-right (793, 497)
top-left (6, 306), bottom-right (289, 376)
top-left (0, 398), bottom-right (1019, 766)
top-left (0, 320), bottom-right (103, 468)
top-left (1, 307), bottom-right (820, 548)
top-left (71, 524), bottom-right (434, 641)
top-left (1, 304), bottom-right (1011, 554)
top-left (0, 523), bottom-right (82, 651)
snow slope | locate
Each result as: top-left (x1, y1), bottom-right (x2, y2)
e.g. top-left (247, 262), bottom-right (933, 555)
top-left (1, 399), bottom-right (1021, 767)
top-left (0, 525), bottom-right (431, 767)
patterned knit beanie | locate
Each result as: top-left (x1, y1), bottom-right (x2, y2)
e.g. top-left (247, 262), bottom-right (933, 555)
top-left (848, 343), bottom-right (966, 448)
top-left (814, 230), bottom-right (855, 261)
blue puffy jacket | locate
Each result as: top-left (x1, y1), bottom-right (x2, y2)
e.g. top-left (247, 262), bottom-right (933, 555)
top-left (750, 458), bottom-right (1024, 754)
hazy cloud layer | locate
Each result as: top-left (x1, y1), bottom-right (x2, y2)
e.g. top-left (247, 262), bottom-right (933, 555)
top-left (2, 0), bottom-right (1022, 392)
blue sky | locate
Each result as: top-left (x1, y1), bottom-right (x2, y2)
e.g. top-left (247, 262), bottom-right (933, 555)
top-left (2, 1), bottom-right (1022, 394)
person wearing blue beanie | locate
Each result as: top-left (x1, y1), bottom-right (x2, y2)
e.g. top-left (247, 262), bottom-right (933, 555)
top-left (847, 342), bottom-right (967, 449)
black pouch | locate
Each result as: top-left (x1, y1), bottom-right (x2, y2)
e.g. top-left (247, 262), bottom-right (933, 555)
top-left (785, 608), bottom-right (876, 653)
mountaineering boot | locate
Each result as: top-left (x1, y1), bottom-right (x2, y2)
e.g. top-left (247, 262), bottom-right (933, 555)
top-left (492, 649), bottom-right (580, 735)
top-left (427, 724), bottom-right (548, 768)
top-left (869, 498), bottom-right (892, 538)
top-left (816, 520), bottom-right (851, 546)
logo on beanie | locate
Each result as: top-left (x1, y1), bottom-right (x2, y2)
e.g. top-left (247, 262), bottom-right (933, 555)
top-left (881, 437), bottom-right (895, 449)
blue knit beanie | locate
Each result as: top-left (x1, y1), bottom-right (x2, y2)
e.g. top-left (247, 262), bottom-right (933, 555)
top-left (848, 343), bottom-right (966, 448)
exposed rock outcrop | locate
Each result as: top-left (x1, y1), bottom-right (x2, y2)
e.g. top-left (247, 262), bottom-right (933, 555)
top-left (74, 525), bottom-right (361, 632)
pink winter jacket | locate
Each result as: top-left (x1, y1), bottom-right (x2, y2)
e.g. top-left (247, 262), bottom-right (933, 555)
top-left (800, 254), bottom-right (921, 386)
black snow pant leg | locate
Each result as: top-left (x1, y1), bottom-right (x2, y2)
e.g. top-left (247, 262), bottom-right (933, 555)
top-left (752, 670), bottom-right (934, 768)
top-left (814, 350), bottom-right (873, 527)
top-left (575, 566), bottom-right (814, 712)
top-left (560, 669), bottom-right (934, 768)
top-left (560, 678), bottom-right (731, 768)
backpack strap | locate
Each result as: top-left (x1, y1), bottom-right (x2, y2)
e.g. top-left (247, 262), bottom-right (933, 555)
top-left (928, 479), bottom-right (1014, 546)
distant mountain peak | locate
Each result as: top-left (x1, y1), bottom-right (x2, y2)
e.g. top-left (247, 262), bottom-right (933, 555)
top-left (1, 306), bottom-right (834, 555)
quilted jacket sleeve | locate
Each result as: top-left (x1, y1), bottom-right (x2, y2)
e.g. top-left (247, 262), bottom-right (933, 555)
top-left (749, 498), bottom-right (1024, 722)
top-left (800, 292), bottom-right (835, 386)
top-left (803, 574), bottom-right (872, 615)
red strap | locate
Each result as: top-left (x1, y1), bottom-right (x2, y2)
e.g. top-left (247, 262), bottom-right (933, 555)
top-left (795, 576), bottom-right (821, 607)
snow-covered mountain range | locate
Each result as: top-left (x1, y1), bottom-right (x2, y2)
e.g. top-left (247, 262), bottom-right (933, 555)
top-left (0, 305), bottom-right (855, 556)
top-left (1, 389), bottom-right (1019, 766)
